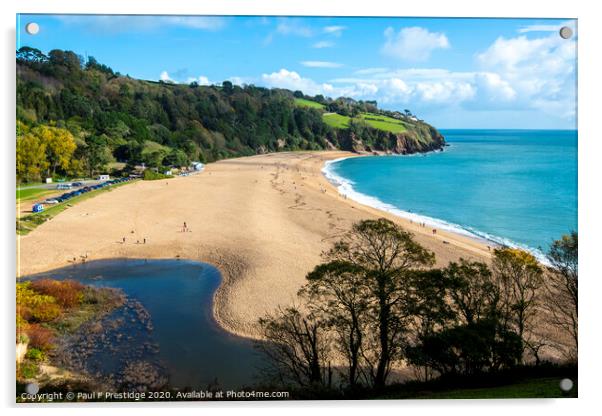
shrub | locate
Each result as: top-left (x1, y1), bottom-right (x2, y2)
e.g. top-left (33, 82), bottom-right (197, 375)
top-left (25, 347), bottom-right (45, 362)
top-left (29, 302), bottom-right (61, 322)
top-left (19, 362), bottom-right (39, 379)
top-left (17, 281), bottom-right (59, 322)
top-left (31, 279), bottom-right (84, 308)
top-left (27, 324), bottom-right (55, 351)
top-left (143, 169), bottom-right (172, 181)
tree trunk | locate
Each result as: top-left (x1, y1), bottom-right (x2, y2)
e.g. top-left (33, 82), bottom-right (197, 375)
top-left (375, 277), bottom-right (389, 389)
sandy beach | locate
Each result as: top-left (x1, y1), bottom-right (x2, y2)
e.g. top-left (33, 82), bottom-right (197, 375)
top-left (18, 151), bottom-right (492, 339)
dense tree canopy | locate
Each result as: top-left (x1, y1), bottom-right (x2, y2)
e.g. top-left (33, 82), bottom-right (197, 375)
top-left (17, 47), bottom-right (443, 182)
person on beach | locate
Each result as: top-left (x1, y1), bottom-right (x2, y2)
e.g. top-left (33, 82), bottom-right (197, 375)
top-left (143, 238), bottom-right (147, 244)
top-left (432, 229), bottom-right (437, 235)
top-left (122, 237), bottom-right (126, 243)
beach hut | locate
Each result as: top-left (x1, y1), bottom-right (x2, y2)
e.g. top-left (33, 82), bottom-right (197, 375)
top-left (32, 203), bottom-right (44, 213)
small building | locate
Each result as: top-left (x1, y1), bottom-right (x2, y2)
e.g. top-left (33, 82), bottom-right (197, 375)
top-left (32, 203), bottom-right (44, 213)
top-left (191, 162), bottom-right (204, 171)
top-left (45, 177), bottom-right (53, 184)
top-left (98, 174), bottom-right (110, 181)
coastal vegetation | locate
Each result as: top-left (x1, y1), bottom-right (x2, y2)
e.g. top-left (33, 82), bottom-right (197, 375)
top-left (142, 169), bottom-right (173, 181)
top-left (257, 218), bottom-right (578, 398)
top-left (17, 47), bottom-right (444, 183)
top-left (16, 279), bottom-right (125, 383)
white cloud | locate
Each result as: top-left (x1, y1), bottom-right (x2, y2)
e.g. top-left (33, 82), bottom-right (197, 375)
top-left (312, 41), bottom-right (335, 49)
top-left (517, 20), bottom-right (575, 34)
top-left (55, 15), bottom-right (226, 33)
top-left (354, 67), bottom-right (389, 75)
top-left (300, 61), bottom-right (343, 68)
top-left (261, 69), bottom-right (336, 96)
top-left (275, 19), bottom-right (313, 37)
top-left (381, 26), bottom-right (450, 62)
top-left (323, 25), bottom-right (346, 36)
top-left (256, 27), bottom-right (574, 125)
top-left (186, 75), bottom-right (212, 86)
top-left (160, 71), bottom-right (173, 82)
top-left (476, 31), bottom-right (576, 116)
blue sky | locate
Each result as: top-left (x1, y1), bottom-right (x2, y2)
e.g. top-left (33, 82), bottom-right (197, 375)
top-left (17, 15), bottom-right (577, 129)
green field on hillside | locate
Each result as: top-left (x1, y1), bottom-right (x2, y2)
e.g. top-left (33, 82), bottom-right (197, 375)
top-left (294, 98), bottom-right (326, 109)
top-left (377, 377), bottom-right (577, 400)
top-left (359, 112), bottom-right (407, 133)
top-left (323, 112), bottom-right (351, 129)
top-left (322, 111), bottom-right (409, 134)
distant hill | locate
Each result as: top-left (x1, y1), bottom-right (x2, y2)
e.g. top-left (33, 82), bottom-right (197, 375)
top-left (16, 47), bottom-right (445, 181)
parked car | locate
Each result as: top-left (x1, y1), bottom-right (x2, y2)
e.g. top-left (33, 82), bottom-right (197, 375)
top-left (44, 198), bottom-right (59, 204)
top-left (71, 182), bottom-right (83, 187)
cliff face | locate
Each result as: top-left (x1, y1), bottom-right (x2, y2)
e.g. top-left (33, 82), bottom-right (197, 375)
top-left (338, 122), bottom-right (445, 155)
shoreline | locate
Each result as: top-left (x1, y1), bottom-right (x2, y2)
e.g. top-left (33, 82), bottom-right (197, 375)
top-left (18, 151), bottom-right (492, 340)
top-left (322, 152), bottom-right (552, 264)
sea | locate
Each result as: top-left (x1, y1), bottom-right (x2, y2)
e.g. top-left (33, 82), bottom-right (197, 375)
top-left (323, 129), bottom-right (577, 260)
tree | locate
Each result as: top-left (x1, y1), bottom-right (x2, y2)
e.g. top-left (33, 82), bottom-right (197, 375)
top-left (84, 136), bottom-right (115, 176)
top-left (17, 132), bottom-right (48, 182)
top-left (405, 269), bottom-right (455, 381)
top-left (321, 218), bottom-right (435, 388)
top-left (302, 261), bottom-right (370, 387)
top-left (32, 125), bottom-right (76, 177)
top-left (544, 232), bottom-right (578, 361)
top-left (163, 149), bottom-right (189, 167)
top-left (492, 248), bottom-right (544, 358)
top-left (443, 259), bottom-right (499, 325)
top-left (257, 306), bottom-right (331, 388)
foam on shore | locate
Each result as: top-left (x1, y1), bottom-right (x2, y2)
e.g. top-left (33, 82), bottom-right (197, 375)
top-left (322, 157), bottom-right (549, 264)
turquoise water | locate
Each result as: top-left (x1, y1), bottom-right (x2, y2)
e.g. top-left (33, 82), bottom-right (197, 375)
top-left (324, 130), bottom-right (577, 257)
top-left (29, 259), bottom-right (263, 389)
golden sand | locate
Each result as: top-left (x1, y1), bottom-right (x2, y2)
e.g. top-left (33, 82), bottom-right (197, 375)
top-left (18, 151), bottom-right (491, 339)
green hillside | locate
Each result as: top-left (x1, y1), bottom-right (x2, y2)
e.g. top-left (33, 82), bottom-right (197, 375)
top-left (294, 97), bottom-right (326, 109)
top-left (16, 47), bottom-right (445, 183)
top-left (323, 112), bottom-right (351, 129)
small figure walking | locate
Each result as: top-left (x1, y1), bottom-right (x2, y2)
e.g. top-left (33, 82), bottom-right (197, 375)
top-left (122, 237), bottom-right (126, 244)
top-left (182, 221), bottom-right (187, 232)
top-left (143, 238), bottom-right (147, 244)
top-left (432, 229), bottom-right (437, 235)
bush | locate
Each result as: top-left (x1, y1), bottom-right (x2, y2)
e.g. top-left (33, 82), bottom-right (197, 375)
top-left (31, 279), bottom-right (84, 308)
top-left (17, 281), bottom-right (60, 322)
top-left (19, 362), bottom-right (39, 379)
top-left (25, 347), bottom-right (45, 362)
top-left (143, 169), bottom-right (173, 181)
top-left (27, 324), bottom-right (55, 351)
top-left (29, 302), bottom-right (61, 322)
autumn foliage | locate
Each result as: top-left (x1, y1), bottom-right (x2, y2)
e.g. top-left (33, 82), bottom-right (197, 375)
top-left (30, 279), bottom-right (85, 308)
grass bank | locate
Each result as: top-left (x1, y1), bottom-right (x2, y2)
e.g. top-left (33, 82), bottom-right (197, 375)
top-left (17, 180), bottom-right (138, 235)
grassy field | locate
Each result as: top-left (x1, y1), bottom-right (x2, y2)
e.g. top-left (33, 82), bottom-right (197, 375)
top-left (376, 377), bottom-right (577, 400)
top-left (142, 140), bottom-right (171, 155)
top-left (359, 112), bottom-right (407, 133)
top-left (16, 180), bottom-right (138, 235)
top-left (323, 113), bottom-right (351, 129)
top-left (294, 98), bottom-right (325, 109)
top-left (16, 187), bottom-right (54, 202)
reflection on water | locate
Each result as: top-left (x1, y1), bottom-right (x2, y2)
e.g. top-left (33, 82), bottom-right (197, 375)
top-left (27, 259), bottom-right (264, 390)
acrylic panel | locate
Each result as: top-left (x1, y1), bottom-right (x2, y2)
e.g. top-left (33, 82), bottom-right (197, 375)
top-left (16, 14), bottom-right (578, 402)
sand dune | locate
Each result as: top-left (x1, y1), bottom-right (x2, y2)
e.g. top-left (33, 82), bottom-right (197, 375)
top-left (18, 151), bottom-right (491, 338)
